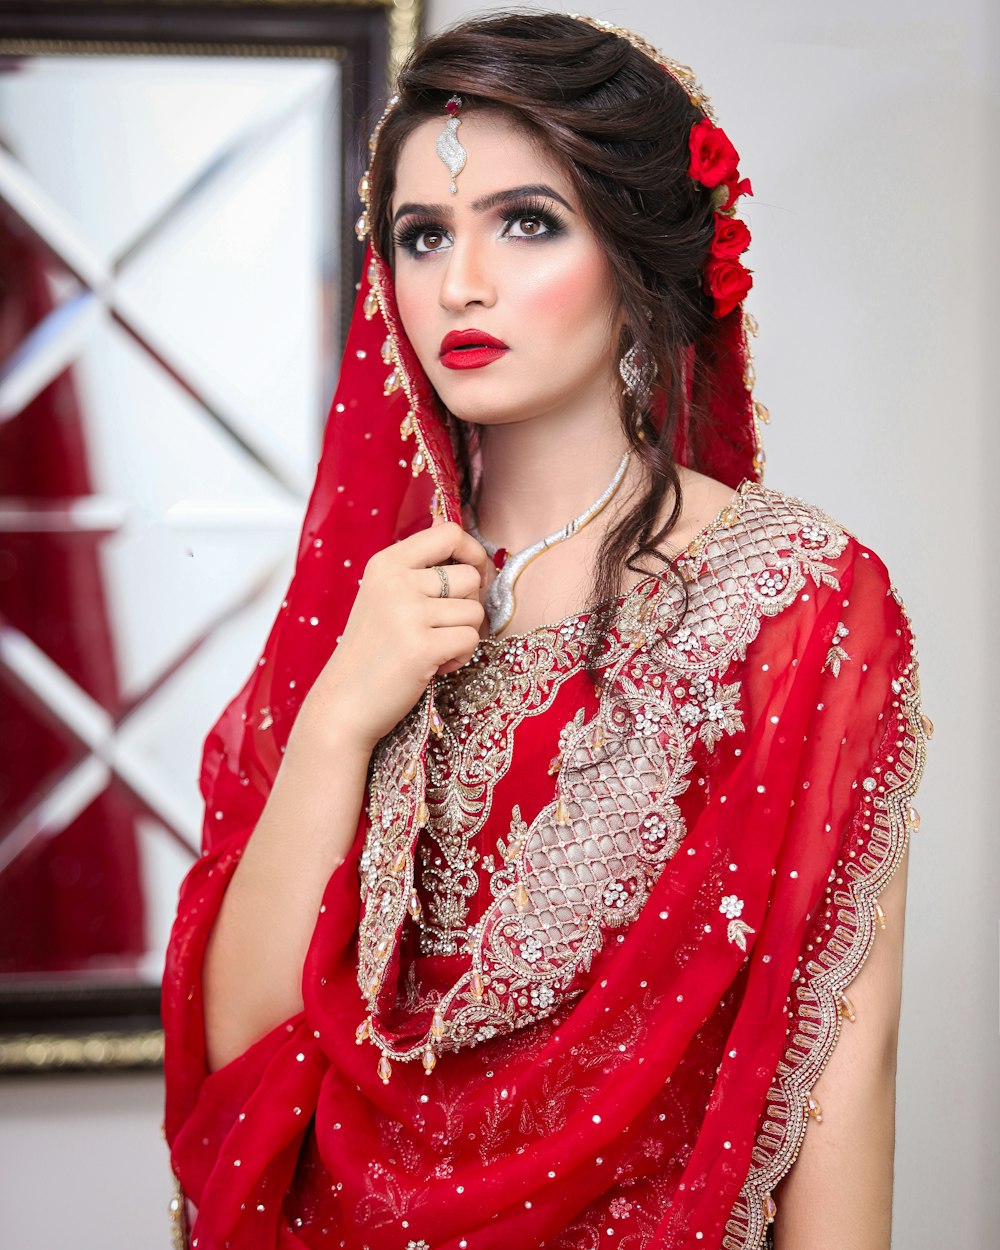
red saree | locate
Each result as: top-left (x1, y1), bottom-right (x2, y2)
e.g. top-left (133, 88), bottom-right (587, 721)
top-left (162, 24), bottom-right (929, 1250)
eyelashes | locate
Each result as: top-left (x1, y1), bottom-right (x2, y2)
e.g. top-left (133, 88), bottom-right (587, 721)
top-left (392, 198), bottom-right (568, 257)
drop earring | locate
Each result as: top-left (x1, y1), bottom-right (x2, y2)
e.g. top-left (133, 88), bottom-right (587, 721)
top-left (619, 343), bottom-right (643, 397)
top-left (617, 332), bottom-right (655, 425)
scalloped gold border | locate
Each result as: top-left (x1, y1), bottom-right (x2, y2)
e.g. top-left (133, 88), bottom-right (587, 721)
top-left (724, 617), bottom-right (929, 1248)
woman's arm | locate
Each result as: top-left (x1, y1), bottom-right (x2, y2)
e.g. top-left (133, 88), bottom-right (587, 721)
top-left (201, 700), bottom-right (372, 1073)
top-left (200, 519), bottom-right (491, 1074)
top-left (771, 844), bottom-right (910, 1250)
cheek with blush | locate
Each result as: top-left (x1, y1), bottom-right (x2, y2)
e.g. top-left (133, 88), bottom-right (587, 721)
top-left (516, 252), bottom-right (618, 349)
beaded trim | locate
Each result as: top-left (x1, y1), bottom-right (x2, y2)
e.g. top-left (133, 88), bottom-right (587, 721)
top-left (724, 596), bottom-right (929, 1248)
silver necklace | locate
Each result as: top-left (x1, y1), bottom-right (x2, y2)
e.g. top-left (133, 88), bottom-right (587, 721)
top-left (468, 449), bottom-right (632, 634)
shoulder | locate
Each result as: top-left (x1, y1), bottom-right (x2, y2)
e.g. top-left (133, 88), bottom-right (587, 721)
top-left (727, 479), bottom-right (894, 580)
top-left (684, 478), bottom-right (915, 641)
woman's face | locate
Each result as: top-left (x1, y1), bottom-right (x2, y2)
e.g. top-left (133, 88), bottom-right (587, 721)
top-left (389, 110), bottom-right (623, 429)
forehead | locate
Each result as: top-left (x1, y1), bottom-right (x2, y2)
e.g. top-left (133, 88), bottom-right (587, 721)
top-left (391, 109), bottom-right (575, 207)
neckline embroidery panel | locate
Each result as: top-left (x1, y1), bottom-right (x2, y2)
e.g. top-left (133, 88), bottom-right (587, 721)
top-left (359, 483), bottom-right (850, 1061)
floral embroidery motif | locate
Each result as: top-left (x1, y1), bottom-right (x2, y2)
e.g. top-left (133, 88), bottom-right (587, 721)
top-left (360, 483), bottom-right (850, 1066)
top-left (720, 893), bottom-right (755, 951)
top-left (824, 620), bottom-right (851, 677)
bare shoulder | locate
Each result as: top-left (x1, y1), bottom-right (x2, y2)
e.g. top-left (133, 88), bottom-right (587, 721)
top-left (658, 467), bottom-right (743, 553)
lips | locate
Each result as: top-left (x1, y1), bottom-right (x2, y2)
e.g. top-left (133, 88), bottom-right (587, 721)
top-left (439, 328), bottom-right (509, 371)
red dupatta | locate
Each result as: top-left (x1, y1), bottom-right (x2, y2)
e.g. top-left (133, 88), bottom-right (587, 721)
top-left (162, 19), bottom-right (930, 1250)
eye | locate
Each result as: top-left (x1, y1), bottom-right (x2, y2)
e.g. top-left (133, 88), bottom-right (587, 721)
top-left (392, 219), bottom-right (453, 257)
top-left (414, 228), bottom-right (451, 254)
top-left (498, 201), bottom-right (566, 241)
top-left (505, 214), bottom-right (549, 238)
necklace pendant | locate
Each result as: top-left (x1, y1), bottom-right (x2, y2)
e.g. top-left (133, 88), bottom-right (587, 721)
top-left (491, 547), bottom-right (508, 570)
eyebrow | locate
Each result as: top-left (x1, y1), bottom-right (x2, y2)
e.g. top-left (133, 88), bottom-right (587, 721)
top-left (391, 183), bottom-right (575, 227)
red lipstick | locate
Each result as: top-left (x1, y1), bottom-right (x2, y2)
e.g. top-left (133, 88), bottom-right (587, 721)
top-left (439, 328), bottom-right (509, 370)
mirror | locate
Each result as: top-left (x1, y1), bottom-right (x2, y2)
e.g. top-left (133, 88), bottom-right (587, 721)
top-left (0, 0), bottom-right (419, 1072)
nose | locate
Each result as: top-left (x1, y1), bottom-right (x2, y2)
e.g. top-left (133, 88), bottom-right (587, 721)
top-left (437, 233), bottom-right (497, 313)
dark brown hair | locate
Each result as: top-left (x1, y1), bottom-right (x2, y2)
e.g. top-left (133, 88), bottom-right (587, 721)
top-left (368, 10), bottom-right (723, 670)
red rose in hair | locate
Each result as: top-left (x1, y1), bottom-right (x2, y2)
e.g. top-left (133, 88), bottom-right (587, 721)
top-left (705, 256), bottom-right (753, 318)
top-left (688, 118), bottom-right (740, 188)
top-left (711, 216), bottom-right (751, 259)
top-left (716, 174), bottom-right (753, 212)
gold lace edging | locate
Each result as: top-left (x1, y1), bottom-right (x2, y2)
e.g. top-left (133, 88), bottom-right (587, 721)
top-left (723, 624), bottom-right (929, 1249)
top-left (169, 1169), bottom-right (190, 1250)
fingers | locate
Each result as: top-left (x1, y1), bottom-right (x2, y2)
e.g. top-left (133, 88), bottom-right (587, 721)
top-left (404, 520), bottom-right (492, 589)
top-left (427, 625), bottom-right (484, 670)
top-left (424, 595), bottom-right (486, 631)
top-left (420, 563), bottom-right (482, 603)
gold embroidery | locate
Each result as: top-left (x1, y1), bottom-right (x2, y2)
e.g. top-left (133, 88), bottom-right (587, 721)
top-left (360, 484), bottom-right (854, 1074)
top-left (723, 608), bottom-right (929, 1250)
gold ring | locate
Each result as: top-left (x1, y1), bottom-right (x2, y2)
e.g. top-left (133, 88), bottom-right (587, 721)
top-left (432, 565), bottom-right (450, 598)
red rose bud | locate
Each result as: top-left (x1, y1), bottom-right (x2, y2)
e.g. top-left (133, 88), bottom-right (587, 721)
top-left (710, 216), bottom-right (751, 259)
top-left (688, 119), bottom-right (740, 189)
top-left (719, 175), bottom-right (754, 212)
top-left (705, 257), bottom-right (753, 318)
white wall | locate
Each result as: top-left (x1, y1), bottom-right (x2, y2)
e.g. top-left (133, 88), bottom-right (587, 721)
top-left (1, 3), bottom-right (994, 1247)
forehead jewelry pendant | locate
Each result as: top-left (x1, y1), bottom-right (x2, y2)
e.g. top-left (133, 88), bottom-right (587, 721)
top-left (435, 94), bottom-right (467, 194)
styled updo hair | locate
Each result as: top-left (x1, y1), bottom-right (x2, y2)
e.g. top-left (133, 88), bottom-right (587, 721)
top-left (368, 10), bottom-right (724, 648)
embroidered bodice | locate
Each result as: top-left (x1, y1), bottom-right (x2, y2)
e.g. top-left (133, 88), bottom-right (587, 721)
top-left (359, 479), bottom-right (866, 1059)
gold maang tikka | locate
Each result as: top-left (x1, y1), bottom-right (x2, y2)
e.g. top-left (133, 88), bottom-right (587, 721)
top-left (435, 94), bottom-right (467, 194)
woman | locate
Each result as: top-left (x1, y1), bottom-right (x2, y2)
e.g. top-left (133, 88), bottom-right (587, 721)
top-left (162, 12), bottom-right (930, 1250)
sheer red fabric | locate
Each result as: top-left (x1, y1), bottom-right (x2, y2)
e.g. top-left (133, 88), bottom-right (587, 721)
top-left (162, 258), bottom-right (928, 1249)
top-left (162, 30), bottom-right (929, 1250)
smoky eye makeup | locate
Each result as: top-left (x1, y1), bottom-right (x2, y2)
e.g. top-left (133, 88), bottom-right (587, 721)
top-left (392, 198), bottom-right (569, 257)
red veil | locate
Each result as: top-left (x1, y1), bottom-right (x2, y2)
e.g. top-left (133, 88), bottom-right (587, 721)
top-left (162, 18), bottom-right (929, 1250)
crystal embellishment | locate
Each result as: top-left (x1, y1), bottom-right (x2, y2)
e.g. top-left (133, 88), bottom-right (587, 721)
top-left (435, 94), bottom-right (467, 194)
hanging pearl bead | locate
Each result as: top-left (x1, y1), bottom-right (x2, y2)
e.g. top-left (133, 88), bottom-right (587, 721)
top-left (355, 1016), bottom-right (370, 1044)
top-left (377, 1054), bottom-right (392, 1083)
top-left (806, 1090), bottom-right (823, 1123)
top-left (554, 794), bottom-right (571, 826)
top-left (839, 992), bottom-right (856, 1022)
top-left (431, 1008), bottom-right (445, 1040)
top-left (874, 901), bottom-right (887, 930)
top-left (422, 1047), bottom-right (437, 1074)
top-left (514, 881), bottom-right (529, 911)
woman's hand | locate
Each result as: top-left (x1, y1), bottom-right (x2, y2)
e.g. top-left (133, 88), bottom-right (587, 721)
top-left (303, 519), bottom-right (492, 753)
